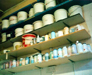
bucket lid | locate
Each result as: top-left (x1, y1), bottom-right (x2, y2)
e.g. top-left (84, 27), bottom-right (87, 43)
top-left (22, 34), bottom-right (36, 38)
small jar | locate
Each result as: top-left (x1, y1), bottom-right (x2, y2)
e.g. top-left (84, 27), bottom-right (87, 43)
top-left (64, 27), bottom-right (69, 35)
top-left (58, 48), bottom-right (63, 58)
top-left (63, 46), bottom-right (68, 57)
top-left (53, 49), bottom-right (58, 59)
top-left (45, 52), bottom-right (49, 61)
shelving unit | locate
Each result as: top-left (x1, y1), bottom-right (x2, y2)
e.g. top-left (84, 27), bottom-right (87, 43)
top-left (0, 52), bottom-right (92, 74)
top-left (0, 29), bottom-right (91, 60)
top-left (0, 14), bottom-right (84, 50)
top-left (0, 0), bottom-right (92, 74)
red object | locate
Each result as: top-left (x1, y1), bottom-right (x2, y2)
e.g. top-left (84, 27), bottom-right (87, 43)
top-left (22, 34), bottom-right (36, 47)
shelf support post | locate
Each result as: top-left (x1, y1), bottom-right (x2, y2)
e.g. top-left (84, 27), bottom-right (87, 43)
top-left (10, 55), bottom-right (17, 60)
top-left (63, 22), bottom-right (70, 28)
top-left (67, 38), bottom-right (73, 45)
top-left (34, 48), bottom-right (41, 53)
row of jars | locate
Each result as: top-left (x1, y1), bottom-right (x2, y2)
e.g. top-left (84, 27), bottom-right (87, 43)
top-left (12, 25), bottom-right (85, 50)
top-left (2, 4), bottom-right (83, 29)
top-left (1, 41), bottom-right (92, 70)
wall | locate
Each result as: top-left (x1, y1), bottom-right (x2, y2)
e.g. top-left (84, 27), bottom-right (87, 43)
top-left (11, 2), bottom-right (92, 75)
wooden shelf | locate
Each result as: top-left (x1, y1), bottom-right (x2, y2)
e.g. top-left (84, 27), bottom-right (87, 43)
top-left (0, 29), bottom-right (91, 60)
top-left (0, 14), bottom-right (84, 50)
top-left (1, 52), bottom-right (92, 74)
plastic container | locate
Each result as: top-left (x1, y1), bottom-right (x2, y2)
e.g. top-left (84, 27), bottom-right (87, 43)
top-left (12, 60), bottom-right (16, 68)
top-left (25, 57), bottom-right (30, 65)
top-left (45, 52), bottom-right (49, 61)
top-left (57, 30), bottom-right (63, 37)
top-left (54, 9), bottom-right (67, 22)
top-left (34, 55), bottom-right (38, 63)
top-left (17, 11), bottom-right (27, 21)
top-left (53, 49), bottom-right (58, 59)
top-left (22, 58), bottom-right (25, 66)
top-left (83, 43), bottom-right (88, 52)
top-left (37, 53), bottom-right (42, 63)
top-left (15, 28), bottom-right (23, 37)
top-left (2, 19), bottom-right (9, 29)
top-left (67, 46), bottom-right (72, 55)
top-left (45, 34), bottom-right (49, 41)
top-left (33, 20), bottom-right (43, 30)
top-left (42, 14), bottom-right (54, 26)
top-left (58, 48), bottom-right (63, 58)
top-left (72, 44), bottom-right (77, 54)
top-left (24, 24), bottom-right (33, 33)
top-left (45, 0), bottom-right (56, 9)
top-left (29, 8), bottom-right (34, 17)
top-left (64, 27), bottom-right (69, 35)
top-left (13, 42), bottom-right (22, 50)
top-left (9, 16), bottom-right (17, 25)
top-left (30, 55), bottom-right (34, 63)
top-left (2, 33), bottom-right (6, 42)
top-left (76, 42), bottom-right (83, 53)
top-left (51, 31), bottom-right (56, 39)
top-left (22, 34), bottom-right (36, 47)
top-left (19, 58), bottom-right (23, 66)
top-left (63, 46), bottom-right (68, 57)
top-left (68, 5), bottom-right (83, 17)
top-left (33, 2), bottom-right (44, 14)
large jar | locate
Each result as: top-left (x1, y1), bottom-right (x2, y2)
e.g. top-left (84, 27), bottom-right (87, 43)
top-left (33, 2), bottom-right (44, 14)
top-left (42, 14), bottom-right (54, 26)
top-left (45, 0), bottom-right (56, 9)
top-left (24, 24), bottom-right (33, 33)
top-left (29, 8), bottom-right (34, 17)
top-left (17, 11), bottom-right (27, 21)
top-left (2, 19), bottom-right (9, 29)
top-left (22, 34), bottom-right (36, 47)
top-left (68, 5), bottom-right (83, 17)
top-left (15, 28), bottom-right (23, 37)
top-left (33, 20), bottom-right (43, 30)
top-left (54, 9), bottom-right (67, 22)
top-left (9, 16), bottom-right (17, 25)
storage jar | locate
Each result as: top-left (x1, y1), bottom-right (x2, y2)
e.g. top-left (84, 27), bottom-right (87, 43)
top-left (33, 20), bottom-right (43, 30)
top-left (24, 24), bottom-right (33, 33)
top-left (29, 8), bottom-right (34, 17)
top-left (68, 5), bottom-right (83, 17)
top-left (54, 9), bottom-right (67, 22)
top-left (13, 42), bottom-right (22, 50)
top-left (15, 28), bottom-right (23, 37)
top-left (2, 19), bottom-right (9, 29)
top-left (22, 34), bottom-right (36, 47)
top-left (45, 0), bottom-right (56, 9)
top-left (17, 11), bottom-right (27, 21)
top-left (9, 16), bottom-right (17, 25)
top-left (33, 2), bottom-right (44, 14)
top-left (42, 14), bottom-right (54, 26)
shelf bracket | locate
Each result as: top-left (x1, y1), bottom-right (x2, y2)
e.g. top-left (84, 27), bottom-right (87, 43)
top-left (67, 38), bottom-right (73, 45)
top-left (48, 65), bottom-right (56, 67)
top-left (68, 59), bottom-right (75, 63)
top-left (35, 66), bottom-right (42, 69)
top-left (10, 55), bottom-right (17, 60)
top-left (34, 48), bottom-right (41, 53)
top-left (63, 22), bottom-right (70, 28)
top-left (8, 71), bottom-right (15, 74)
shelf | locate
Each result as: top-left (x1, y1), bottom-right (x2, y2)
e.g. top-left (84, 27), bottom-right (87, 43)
top-left (1, 52), bottom-right (92, 74)
top-left (1, 0), bottom-right (72, 33)
top-left (0, 29), bottom-right (91, 60)
top-left (69, 52), bottom-right (92, 62)
top-left (0, 14), bottom-right (85, 50)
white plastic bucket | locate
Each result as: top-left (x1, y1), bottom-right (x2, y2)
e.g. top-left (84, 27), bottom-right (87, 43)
top-left (9, 16), bottom-right (17, 25)
top-left (45, 0), bottom-right (56, 9)
top-left (15, 28), bottom-right (23, 37)
top-left (42, 14), bottom-right (54, 26)
top-left (54, 9), bottom-right (67, 22)
top-left (13, 42), bottom-right (22, 50)
top-left (33, 2), bottom-right (44, 14)
top-left (29, 8), bottom-right (34, 17)
top-left (2, 33), bottom-right (6, 42)
top-left (24, 24), bottom-right (33, 33)
top-left (33, 20), bottom-right (43, 30)
top-left (68, 5), bottom-right (83, 17)
top-left (2, 19), bottom-right (9, 29)
top-left (17, 11), bottom-right (27, 21)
